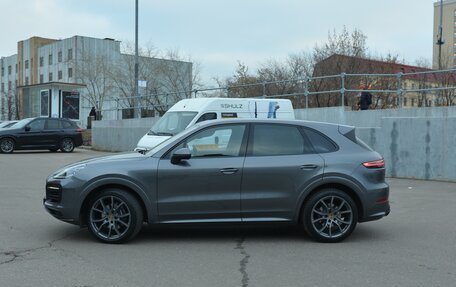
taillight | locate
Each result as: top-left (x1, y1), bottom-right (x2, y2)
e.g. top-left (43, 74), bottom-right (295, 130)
top-left (363, 159), bottom-right (384, 169)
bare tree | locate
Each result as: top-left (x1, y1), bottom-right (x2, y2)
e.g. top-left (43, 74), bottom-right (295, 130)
top-left (111, 43), bottom-right (198, 116)
top-left (75, 48), bottom-right (116, 115)
top-left (310, 26), bottom-right (369, 108)
top-left (435, 51), bottom-right (456, 106)
top-left (221, 62), bottom-right (263, 98)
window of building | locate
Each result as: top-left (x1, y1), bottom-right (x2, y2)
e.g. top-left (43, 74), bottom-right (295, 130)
top-left (68, 49), bottom-right (73, 60)
top-left (41, 90), bottom-right (50, 117)
top-left (8, 81), bottom-right (12, 90)
top-left (48, 54), bottom-right (53, 65)
top-left (8, 65), bottom-right (11, 75)
top-left (404, 97), bottom-right (407, 106)
top-left (58, 51), bottom-right (62, 62)
top-left (62, 91), bottom-right (80, 120)
top-left (1, 66), bottom-right (3, 76)
top-left (68, 67), bottom-right (73, 78)
top-left (39, 57), bottom-right (44, 67)
top-left (49, 72), bottom-right (53, 82)
top-left (58, 70), bottom-right (63, 80)
top-left (15, 64), bottom-right (17, 73)
top-left (25, 77), bottom-right (29, 85)
top-left (1, 83), bottom-right (4, 92)
top-left (25, 60), bottom-right (29, 69)
top-left (411, 98), bottom-right (415, 107)
top-left (40, 74), bottom-right (44, 83)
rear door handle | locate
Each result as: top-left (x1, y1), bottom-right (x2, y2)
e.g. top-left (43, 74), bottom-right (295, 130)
top-left (300, 164), bottom-right (319, 170)
top-left (220, 168), bottom-right (239, 175)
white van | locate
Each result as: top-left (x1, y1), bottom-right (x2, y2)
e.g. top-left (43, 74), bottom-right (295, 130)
top-left (135, 97), bottom-right (295, 152)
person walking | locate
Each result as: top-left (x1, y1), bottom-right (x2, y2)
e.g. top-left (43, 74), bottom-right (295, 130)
top-left (358, 85), bottom-right (372, 110)
top-left (89, 106), bottom-right (97, 120)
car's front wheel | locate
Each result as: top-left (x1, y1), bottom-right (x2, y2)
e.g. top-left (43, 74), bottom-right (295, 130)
top-left (60, 138), bottom-right (74, 153)
top-left (303, 189), bottom-right (358, 243)
top-left (87, 189), bottom-right (143, 244)
top-left (0, 138), bottom-right (15, 153)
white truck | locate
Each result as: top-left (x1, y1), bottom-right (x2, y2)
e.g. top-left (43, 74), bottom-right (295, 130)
top-left (135, 97), bottom-right (295, 152)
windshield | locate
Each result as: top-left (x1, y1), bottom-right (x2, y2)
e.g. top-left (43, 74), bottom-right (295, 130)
top-left (149, 111), bottom-right (198, 136)
top-left (9, 118), bottom-right (34, 129)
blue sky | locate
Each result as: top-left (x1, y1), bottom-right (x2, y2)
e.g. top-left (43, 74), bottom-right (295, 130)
top-left (0, 0), bottom-right (435, 85)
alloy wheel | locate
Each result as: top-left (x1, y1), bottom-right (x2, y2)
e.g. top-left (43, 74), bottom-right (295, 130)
top-left (89, 195), bottom-right (132, 241)
top-left (0, 138), bottom-right (14, 153)
top-left (61, 138), bottom-right (74, 152)
top-left (310, 195), bottom-right (354, 239)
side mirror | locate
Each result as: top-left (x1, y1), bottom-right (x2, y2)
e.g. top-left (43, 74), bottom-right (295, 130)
top-left (171, 148), bottom-right (191, 164)
top-left (25, 126), bottom-right (31, 132)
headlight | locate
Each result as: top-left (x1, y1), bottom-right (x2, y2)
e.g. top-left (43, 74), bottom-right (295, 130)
top-left (53, 164), bottom-right (86, 179)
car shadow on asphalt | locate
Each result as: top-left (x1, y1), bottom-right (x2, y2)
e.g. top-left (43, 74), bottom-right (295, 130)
top-left (53, 222), bottom-right (388, 244)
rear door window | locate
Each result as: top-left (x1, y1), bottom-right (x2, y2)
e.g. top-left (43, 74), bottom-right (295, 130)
top-left (46, 119), bottom-right (61, 129)
top-left (250, 124), bottom-right (312, 156)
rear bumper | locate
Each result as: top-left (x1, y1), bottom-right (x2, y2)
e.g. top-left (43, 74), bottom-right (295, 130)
top-left (359, 184), bottom-right (390, 222)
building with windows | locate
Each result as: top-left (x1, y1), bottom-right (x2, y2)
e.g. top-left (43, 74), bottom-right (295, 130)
top-left (433, 0), bottom-right (456, 68)
top-left (0, 36), bottom-right (193, 127)
top-left (0, 54), bottom-right (18, 120)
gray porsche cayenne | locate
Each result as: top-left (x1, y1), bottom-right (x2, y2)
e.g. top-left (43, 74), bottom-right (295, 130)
top-left (44, 119), bottom-right (390, 243)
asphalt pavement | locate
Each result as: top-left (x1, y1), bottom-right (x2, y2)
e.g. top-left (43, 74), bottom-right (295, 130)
top-left (0, 149), bottom-right (455, 287)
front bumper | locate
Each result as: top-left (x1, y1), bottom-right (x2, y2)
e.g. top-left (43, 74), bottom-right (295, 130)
top-left (43, 179), bottom-right (82, 225)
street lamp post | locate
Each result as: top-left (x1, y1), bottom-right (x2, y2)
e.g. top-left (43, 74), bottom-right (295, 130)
top-left (134, 0), bottom-right (140, 118)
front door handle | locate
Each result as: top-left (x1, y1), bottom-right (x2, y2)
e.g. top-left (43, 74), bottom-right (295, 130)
top-left (220, 168), bottom-right (239, 175)
top-left (300, 164), bottom-right (319, 170)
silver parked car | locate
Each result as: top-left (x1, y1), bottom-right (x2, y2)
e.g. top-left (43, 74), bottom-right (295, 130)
top-left (44, 119), bottom-right (390, 243)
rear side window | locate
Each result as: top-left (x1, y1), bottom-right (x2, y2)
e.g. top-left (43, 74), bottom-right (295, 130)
top-left (251, 124), bottom-right (312, 156)
top-left (62, 120), bottom-right (75, 129)
top-left (195, 112), bottom-right (217, 123)
top-left (303, 128), bottom-right (337, 153)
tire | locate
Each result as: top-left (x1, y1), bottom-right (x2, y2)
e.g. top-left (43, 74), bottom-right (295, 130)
top-left (60, 138), bottom-right (74, 153)
top-left (0, 138), bottom-right (15, 153)
top-left (87, 189), bottom-right (143, 244)
top-left (302, 189), bottom-right (358, 243)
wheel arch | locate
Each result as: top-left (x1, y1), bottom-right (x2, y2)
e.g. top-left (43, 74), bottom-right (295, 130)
top-left (296, 179), bottom-right (364, 223)
top-left (79, 183), bottom-right (150, 227)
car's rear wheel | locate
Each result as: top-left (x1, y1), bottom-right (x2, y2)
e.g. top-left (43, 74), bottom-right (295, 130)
top-left (87, 189), bottom-right (143, 244)
top-left (60, 138), bottom-right (74, 153)
top-left (0, 138), bottom-right (15, 153)
top-left (303, 189), bottom-right (358, 243)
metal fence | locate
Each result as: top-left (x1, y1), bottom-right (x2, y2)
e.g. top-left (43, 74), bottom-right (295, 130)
top-left (95, 68), bottom-right (456, 118)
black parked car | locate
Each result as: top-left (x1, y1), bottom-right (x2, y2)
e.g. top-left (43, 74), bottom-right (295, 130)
top-left (0, 117), bottom-right (83, 153)
top-left (44, 119), bottom-right (389, 243)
